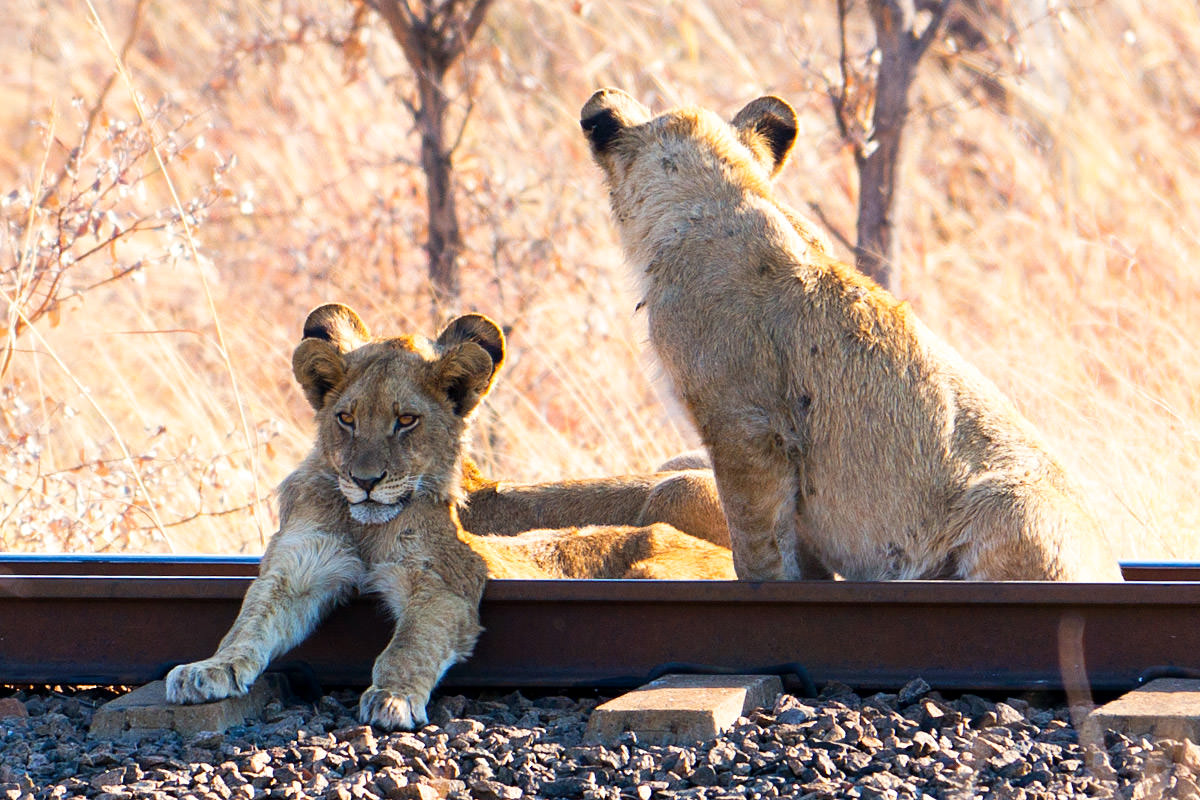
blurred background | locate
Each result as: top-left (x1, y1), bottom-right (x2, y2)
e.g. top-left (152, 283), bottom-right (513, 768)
top-left (1, 0), bottom-right (1196, 559)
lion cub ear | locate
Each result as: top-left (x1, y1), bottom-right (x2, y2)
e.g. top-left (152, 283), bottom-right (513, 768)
top-left (301, 303), bottom-right (372, 354)
top-left (581, 88), bottom-right (653, 155)
top-left (434, 314), bottom-right (506, 418)
top-left (731, 96), bottom-right (798, 177)
top-left (431, 344), bottom-right (497, 418)
top-left (293, 338), bottom-right (346, 411)
top-left (292, 303), bottom-right (366, 411)
top-left (436, 313), bottom-right (505, 378)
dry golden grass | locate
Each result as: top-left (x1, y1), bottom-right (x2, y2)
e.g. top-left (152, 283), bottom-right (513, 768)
top-left (1, 0), bottom-right (1196, 559)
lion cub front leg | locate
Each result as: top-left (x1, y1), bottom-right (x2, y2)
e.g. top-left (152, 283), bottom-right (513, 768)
top-left (359, 562), bottom-right (485, 731)
top-left (166, 531), bottom-right (361, 705)
top-left (706, 428), bottom-right (807, 581)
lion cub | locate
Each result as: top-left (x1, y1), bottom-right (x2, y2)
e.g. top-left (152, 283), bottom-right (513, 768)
top-left (166, 304), bottom-right (733, 730)
top-left (582, 88), bottom-right (1121, 582)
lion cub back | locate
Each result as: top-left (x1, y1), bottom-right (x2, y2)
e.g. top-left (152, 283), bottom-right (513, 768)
top-left (463, 523), bottom-right (735, 580)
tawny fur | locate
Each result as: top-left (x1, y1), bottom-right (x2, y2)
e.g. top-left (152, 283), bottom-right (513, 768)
top-left (581, 88), bottom-right (1122, 583)
top-left (461, 464), bottom-right (729, 549)
top-left (166, 304), bottom-right (733, 731)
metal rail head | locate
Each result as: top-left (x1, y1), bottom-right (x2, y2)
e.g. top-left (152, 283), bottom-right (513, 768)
top-left (2, 556), bottom-right (1199, 691)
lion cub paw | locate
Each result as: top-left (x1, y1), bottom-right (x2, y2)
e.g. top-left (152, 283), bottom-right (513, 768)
top-left (359, 685), bottom-right (429, 731)
top-left (165, 657), bottom-right (257, 705)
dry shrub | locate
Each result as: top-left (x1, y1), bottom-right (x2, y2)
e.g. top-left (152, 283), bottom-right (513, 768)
top-left (1, 0), bottom-right (1196, 558)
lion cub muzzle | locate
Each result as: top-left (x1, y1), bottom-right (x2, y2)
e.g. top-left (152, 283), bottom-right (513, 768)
top-left (350, 471), bottom-right (385, 494)
top-left (338, 472), bottom-right (420, 525)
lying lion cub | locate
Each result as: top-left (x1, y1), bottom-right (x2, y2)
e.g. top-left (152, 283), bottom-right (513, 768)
top-left (581, 88), bottom-right (1122, 582)
top-left (166, 304), bottom-right (733, 730)
top-left (461, 460), bottom-right (729, 548)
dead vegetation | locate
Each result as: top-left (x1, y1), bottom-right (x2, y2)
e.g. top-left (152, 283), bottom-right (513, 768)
top-left (1, 0), bottom-right (1197, 558)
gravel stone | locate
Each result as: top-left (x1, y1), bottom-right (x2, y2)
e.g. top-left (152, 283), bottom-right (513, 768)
top-left (4, 682), bottom-right (1196, 799)
top-left (993, 702), bottom-right (1027, 726)
top-left (896, 678), bottom-right (931, 705)
top-left (0, 698), bottom-right (28, 720)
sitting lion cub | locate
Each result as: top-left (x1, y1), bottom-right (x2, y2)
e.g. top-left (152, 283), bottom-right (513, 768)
top-left (581, 88), bottom-right (1121, 582)
top-left (166, 304), bottom-right (733, 730)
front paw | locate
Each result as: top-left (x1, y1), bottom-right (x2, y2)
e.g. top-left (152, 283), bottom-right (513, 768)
top-left (359, 685), bottom-right (428, 731)
top-left (165, 656), bottom-right (258, 705)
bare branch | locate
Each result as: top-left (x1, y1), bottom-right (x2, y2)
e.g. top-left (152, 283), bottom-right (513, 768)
top-left (914, 0), bottom-right (954, 58)
top-left (831, 0), bottom-right (854, 142)
top-left (451, 0), bottom-right (496, 62)
top-left (39, 0), bottom-right (150, 207)
top-left (845, 0), bottom-right (952, 292)
top-left (807, 201), bottom-right (858, 254)
top-left (364, 0), bottom-right (426, 73)
top-left (360, 0), bottom-right (496, 313)
top-left (148, 501), bottom-right (261, 530)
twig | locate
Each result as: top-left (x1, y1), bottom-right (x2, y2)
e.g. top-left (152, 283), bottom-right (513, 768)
top-left (84, 0), bottom-right (268, 546)
top-left (832, 0), bottom-right (854, 141)
top-left (806, 202), bottom-right (857, 253)
top-left (0, 283), bottom-right (175, 551)
top-left (5, 107), bottom-right (57, 377)
top-left (915, 0), bottom-right (953, 57)
top-left (0, 473), bottom-right (38, 540)
top-left (147, 501), bottom-right (261, 530)
top-left (38, 0), bottom-right (150, 208)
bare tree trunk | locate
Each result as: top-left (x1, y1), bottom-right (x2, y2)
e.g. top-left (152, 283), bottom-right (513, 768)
top-left (415, 66), bottom-right (462, 308)
top-left (855, 2), bottom-right (920, 293)
top-left (364, 0), bottom-right (495, 314)
top-left (834, 0), bottom-right (951, 294)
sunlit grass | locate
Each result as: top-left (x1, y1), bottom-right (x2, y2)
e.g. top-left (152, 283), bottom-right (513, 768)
top-left (1, 0), bottom-right (1196, 559)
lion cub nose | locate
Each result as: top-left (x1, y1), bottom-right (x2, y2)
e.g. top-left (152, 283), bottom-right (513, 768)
top-left (352, 472), bottom-right (385, 493)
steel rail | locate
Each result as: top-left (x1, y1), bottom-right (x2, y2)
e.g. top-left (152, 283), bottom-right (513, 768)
top-left (1, 556), bottom-right (1198, 693)
top-left (2, 555), bottom-right (1196, 580)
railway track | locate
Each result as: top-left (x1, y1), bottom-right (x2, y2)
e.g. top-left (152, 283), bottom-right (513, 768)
top-left (2, 555), bottom-right (1198, 693)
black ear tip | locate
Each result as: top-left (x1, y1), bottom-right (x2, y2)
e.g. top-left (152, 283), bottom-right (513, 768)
top-left (461, 314), bottom-right (506, 367)
top-left (759, 115), bottom-right (797, 146)
top-left (581, 108), bottom-right (622, 152)
top-left (437, 313), bottom-right (506, 372)
top-left (301, 303), bottom-right (369, 346)
top-left (302, 324), bottom-right (331, 342)
top-left (732, 96), bottom-right (799, 173)
top-left (302, 304), bottom-right (342, 341)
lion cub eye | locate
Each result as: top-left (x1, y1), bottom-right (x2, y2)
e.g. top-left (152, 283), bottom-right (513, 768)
top-left (394, 414), bottom-right (419, 434)
top-left (336, 411), bottom-right (355, 428)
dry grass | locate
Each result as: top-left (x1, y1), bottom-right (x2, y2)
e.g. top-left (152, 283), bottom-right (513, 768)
top-left (1, 0), bottom-right (1196, 559)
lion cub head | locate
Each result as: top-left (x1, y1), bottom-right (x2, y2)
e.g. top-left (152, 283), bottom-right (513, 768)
top-left (292, 304), bottom-right (504, 525)
top-left (581, 88), bottom-right (798, 193)
top-left (581, 89), bottom-right (833, 268)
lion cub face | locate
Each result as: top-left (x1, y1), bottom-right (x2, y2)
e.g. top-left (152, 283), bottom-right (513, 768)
top-left (292, 304), bottom-right (504, 525)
